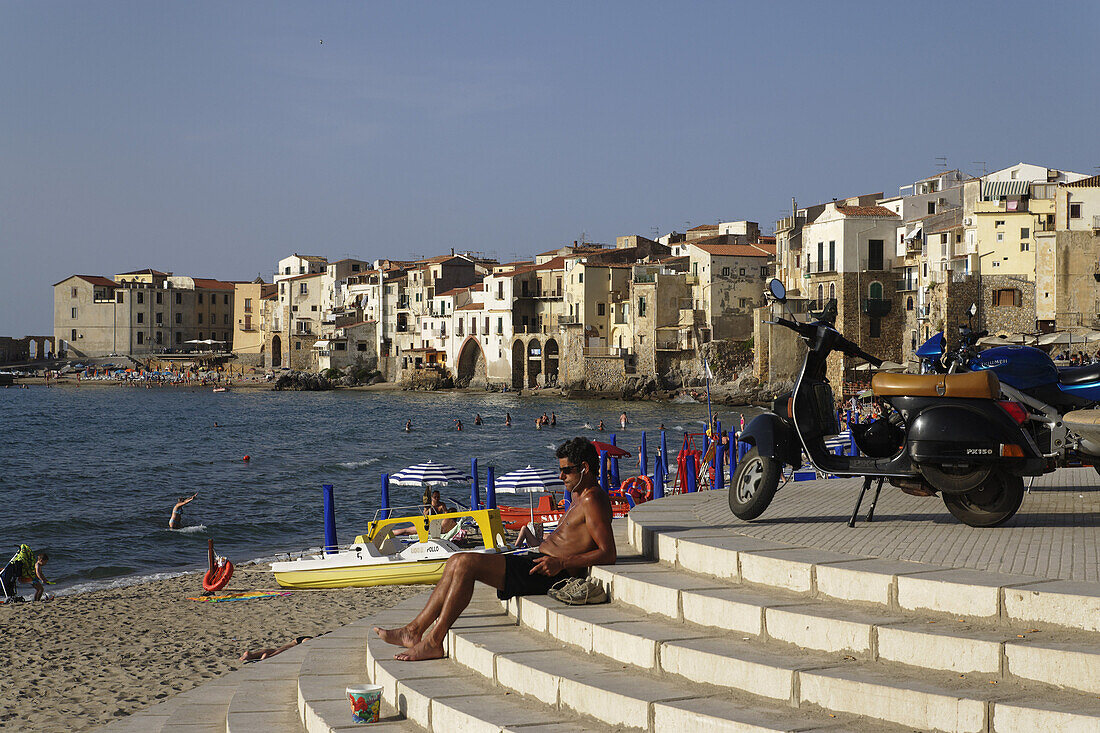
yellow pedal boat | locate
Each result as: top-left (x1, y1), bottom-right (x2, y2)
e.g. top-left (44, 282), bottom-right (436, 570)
top-left (270, 507), bottom-right (507, 589)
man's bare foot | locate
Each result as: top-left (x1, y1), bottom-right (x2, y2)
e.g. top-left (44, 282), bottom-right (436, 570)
top-left (374, 625), bottom-right (420, 648)
top-left (394, 638), bottom-right (445, 661)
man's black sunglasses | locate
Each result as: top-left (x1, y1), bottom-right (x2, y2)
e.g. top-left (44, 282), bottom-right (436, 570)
top-left (558, 464), bottom-right (582, 475)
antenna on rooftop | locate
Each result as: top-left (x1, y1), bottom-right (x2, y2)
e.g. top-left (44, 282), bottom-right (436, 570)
top-left (972, 161), bottom-right (987, 176)
top-left (935, 156), bottom-right (948, 170)
top-left (651, 226), bottom-right (659, 239)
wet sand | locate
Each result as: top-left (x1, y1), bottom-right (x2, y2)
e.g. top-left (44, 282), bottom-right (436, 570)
top-left (0, 565), bottom-right (421, 731)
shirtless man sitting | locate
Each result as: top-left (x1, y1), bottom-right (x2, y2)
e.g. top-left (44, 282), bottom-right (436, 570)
top-left (375, 437), bottom-right (616, 661)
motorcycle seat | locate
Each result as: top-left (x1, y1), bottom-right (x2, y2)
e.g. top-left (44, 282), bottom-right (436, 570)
top-left (871, 371), bottom-right (1000, 399)
top-left (1059, 362), bottom-right (1100, 386)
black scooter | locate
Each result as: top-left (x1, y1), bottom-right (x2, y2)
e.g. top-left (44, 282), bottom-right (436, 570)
top-left (730, 280), bottom-right (1046, 528)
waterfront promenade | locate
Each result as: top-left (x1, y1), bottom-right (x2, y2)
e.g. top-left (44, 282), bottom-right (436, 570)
top-left (102, 469), bottom-right (1100, 732)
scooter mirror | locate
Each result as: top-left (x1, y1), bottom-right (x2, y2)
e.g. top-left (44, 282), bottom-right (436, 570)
top-left (767, 278), bottom-right (787, 302)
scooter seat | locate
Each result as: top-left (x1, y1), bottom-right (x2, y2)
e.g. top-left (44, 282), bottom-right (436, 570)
top-left (871, 371), bottom-right (1000, 399)
top-left (1059, 363), bottom-right (1100, 386)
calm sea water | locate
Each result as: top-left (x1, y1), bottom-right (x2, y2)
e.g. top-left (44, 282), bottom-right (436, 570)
top-left (0, 384), bottom-right (757, 596)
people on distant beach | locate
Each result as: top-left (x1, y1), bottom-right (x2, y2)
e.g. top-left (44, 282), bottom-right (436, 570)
top-left (474, 414), bottom-right (483, 426)
top-left (597, 420), bottom-right (605, 432)
top-left (374, 437), bottom-right (615, 661)
top-left (404, 420), bottom-right (412, 433)
top-left (0, 545), bottom-right (49, 603)
top-left (239, 635), bottom-right (313, 662)
top-left (619, 412), bottom-right (627, 429)
top-left (169, 493), bottom-right (198, 530)
top-left (505, 413), bottom-right (512, 426)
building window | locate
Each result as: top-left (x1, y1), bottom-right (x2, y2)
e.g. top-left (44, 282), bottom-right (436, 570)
top-left (739, 298), bottom-right (750, 307)
top-left (70, 287), bottom-right (77, 298)
top-left (739, 267), bottom-right (746, 276)
top-left (869, 318), bottom-right (881, 338)
top-left (300, 283), bottom-right (308, 295)
top-left (174, 313), bottom-right (181, 324)
top-left (116, 291), bottom-right (124, 303)
top-left (722, 267), bottom-right (730, 276)
top-left (597, 303), bottom-right (605, 316)
top-left (279, 283), bottom-right (285, 296)
top-left (997, 232), bottom-right (1004, 242)
top-left (1020, 243), bottom-right (1030, 252)
top-left (760, 267), bottom-right (767, 277)
top-left (137, 312), bottom-right (144, 323)
top-left (176, 292), bottom-right (182, 304)
top-left (995, 220), bottom-right (1005, 227)
top-left (868, 240), bottom-right (884, 270)
top-left (1020, 227), bottom-right (1030, 239)
top-left (817, 284), bottom-right (824, 309)
top-left (137, 292), bottom-right (144, 304)
top-left (1071, 203), bottom-right (1082, 219)
top-left (224, 314), bottom-right (229, 324)
top-left (295, 341), bottom-right (301, 350)
top-left (829, 283), bottom-right (836, 301)
top-left (352, 264), bottom-right (360, 272)
top-left (224, 294), bottom-right (229, 305)
top-left (638, 296), bottom-right (647, 317)
top-left (155, 331), bottom-right (162, 344)
top-left (299, 266), bottom-right (305, 274)
top-left (198, 313), bottom-right (203, 324)
top-left (817, 242), bottom-right (824, 272)
top-left (828, 241), bottom-right (835, 271)
top-left (906, 296), bottom-right (914, 311)
top-left (71, 307), bottom-right (77, 319)
top-left (137, 332), bottom-right (144, 344)
top-left (869, 281), bottom-right (883, 300)
top-left (496, 317), bottom-right (503, 334)
top-left (71, 329), bottom-right (77, 340)
top-left (198, 293), bottom-right (204, 304)
top-left (198, 332), bottom-right (204, 340)
top-left (175, 332), bottom-right (182, 344)
top-left (335, 342), bottom-right (346, 351)
top-left (156, 292), bottom-right (162, 304)
top-left (244, 298), bottom-right (252, 312)
top-left (993, 289), bottom-right (1021, 307)
top-left (357, 343), bottom-right (366, 351)
top-left (927, 201), bottom-right (936, 215)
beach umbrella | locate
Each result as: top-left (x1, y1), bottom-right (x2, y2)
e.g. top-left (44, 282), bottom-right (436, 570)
top-left (494, 465), bottom-right (565, 526)
top-left (854, 361), bottom-right (905, 372)
top-left (977, 335), bottom-right (1020, 347)
top-left (388, 460), bottom-right (469, 487)
top-left (590, 440), bottom-right (631, 458)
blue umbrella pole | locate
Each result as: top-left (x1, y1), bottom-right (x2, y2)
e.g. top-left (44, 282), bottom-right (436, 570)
top-left (380, 473), bottom-right (391, 520)
top-left (599, 451), bottom-right (609, 492)
top-left (640, 431), bottom-right (648, 476)
top-left (685, 454), bottom-right (697, 493)
top-left (652, 455), bottom-right (665, 500)
top-left (470, 457), bottom-right (481, 510)
top-left (322, 483), bottom-right (337, 554)
top-left (486, 466), bottom-right (497, 510)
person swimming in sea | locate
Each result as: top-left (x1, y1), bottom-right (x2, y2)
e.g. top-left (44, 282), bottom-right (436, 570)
top-left (505, 412), bottom-right (512, 427)
top-left (169, 493), bottom-right (198, 529)
top-left (405, 420), bottom-right (412, 432)
top-left (597, 420), bottom-right (605, 432)
top-left (474, 413), bottom-right (483, 426)
top-left (454, 419), bottom-right (463, 431)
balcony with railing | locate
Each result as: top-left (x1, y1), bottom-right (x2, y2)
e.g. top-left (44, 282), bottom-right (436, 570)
top-left (583, 346), bottom-right (631, 357)
top-left (655, 327), bottom-right (694, 351)
top-left (861, 298), bottom-right (893, 317)
top-left (517, 289), bottom-right (563, 300)
top-left (557, 314), bottom-right (580, 325)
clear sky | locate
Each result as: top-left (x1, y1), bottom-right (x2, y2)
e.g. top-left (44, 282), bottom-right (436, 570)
top-left (3, 1), bottom-right (1099, 335)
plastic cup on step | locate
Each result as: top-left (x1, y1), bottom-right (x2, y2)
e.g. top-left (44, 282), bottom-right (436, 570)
top-left (346, 684), bottom-right (383, 723)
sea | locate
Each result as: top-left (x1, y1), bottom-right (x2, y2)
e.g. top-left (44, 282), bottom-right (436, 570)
top-left (1, 384), bottom-right (759, 597)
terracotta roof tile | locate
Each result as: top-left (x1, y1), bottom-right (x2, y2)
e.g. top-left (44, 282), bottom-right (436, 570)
top-left (282, 272), bottom-right (323, 282)
top-left (691, 243), bottom-right (772, 258)
top-left (688, 224), bottom-right (719, 231)
top-left (834, 205), bottom-right (899, 218)
top-left (192, 278), bottom-right (235, 291)
top-left (458, 302), bottom-right (484, 310)
top-left (55, 274), bottom-right (119, 288)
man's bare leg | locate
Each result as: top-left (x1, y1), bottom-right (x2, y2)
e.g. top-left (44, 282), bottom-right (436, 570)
top-left (375, 555), bottom-right (464, 648)
top-left (377, 553), bottom-right (506, 661)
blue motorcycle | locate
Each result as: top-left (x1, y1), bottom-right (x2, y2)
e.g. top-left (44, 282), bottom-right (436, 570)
top-left (918, 326), bottom-right (1100, 471)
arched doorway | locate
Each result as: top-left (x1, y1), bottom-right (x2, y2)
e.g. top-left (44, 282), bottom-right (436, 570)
top-left (456, 339), bottom-right (487, 388)
top-left (527, 339), bottom-right (542, 388)
top-left (28, 341), bottom-right (37, 360)
top-left (271, 335), bottom-right (282, 368)
top-left (544, 339), bottom-right (559, 386)
top-left (511, 341), bottom-right (525, 389)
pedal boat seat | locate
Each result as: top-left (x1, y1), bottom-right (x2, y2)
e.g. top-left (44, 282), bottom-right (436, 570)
top-left (871, 371), bottom-right (999, 399)
top-left (1059, 362), bottom-right (1100, 386)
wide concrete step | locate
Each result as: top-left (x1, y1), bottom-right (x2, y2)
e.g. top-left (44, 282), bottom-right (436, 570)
top-left (225, 641), bottom-right (309, 733)
top-left (590, 558), bottom-right (1100, 695)
top-left (446, 587), bottom-right (902, 732)
top-left (501, 583), bottom-right (1100, 733)
top-left (363, 593), bottom-right (615, 732)
top-left (626, 502), bottom-right (1100, 633)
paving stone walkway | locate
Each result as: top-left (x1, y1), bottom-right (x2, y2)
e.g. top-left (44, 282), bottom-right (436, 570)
top-left (680, 466), bottom-right (1100, 582)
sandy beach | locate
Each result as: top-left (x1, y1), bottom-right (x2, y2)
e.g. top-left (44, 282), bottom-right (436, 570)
top-left (0, 565), bottom-right (421, 731)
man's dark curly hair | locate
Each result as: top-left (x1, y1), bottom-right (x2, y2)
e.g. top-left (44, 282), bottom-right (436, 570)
top-left (555, 437), bottom-right (599, 476)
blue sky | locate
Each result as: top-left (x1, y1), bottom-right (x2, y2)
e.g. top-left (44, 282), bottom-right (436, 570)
top-left (3, 1), bottom-right (1099, 335)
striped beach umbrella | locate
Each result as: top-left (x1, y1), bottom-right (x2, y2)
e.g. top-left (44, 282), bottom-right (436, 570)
top-left (494, 466), bottom-right (565, 495)
top-left (495, 465), bottom-right (565, 526)
top-left (389, 460), bottom-right (470, 487)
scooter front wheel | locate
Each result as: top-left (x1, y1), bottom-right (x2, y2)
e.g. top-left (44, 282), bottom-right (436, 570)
top-left (728, 447), bottom-right (782, 520)
top-left (942, 470), bottom-right (1025, 528)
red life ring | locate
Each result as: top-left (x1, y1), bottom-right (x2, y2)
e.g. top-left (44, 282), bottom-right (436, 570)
top-left (621, 475), bottom-right (654, 503)
top-left (203, 560), bottom-right (234, 592)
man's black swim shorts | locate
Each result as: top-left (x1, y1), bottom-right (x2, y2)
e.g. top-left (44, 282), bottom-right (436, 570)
top-left (496, 552), bottom-right (574, 600)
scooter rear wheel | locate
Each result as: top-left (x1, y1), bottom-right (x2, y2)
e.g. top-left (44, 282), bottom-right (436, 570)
top-left (728, 447), bottom-right (782, 520)
top-left (942, 470), bottom-right (1024, 528)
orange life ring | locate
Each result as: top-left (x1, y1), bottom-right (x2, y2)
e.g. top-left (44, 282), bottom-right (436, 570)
top-left (203, 560), bottom-right (234, 592)
top-left (621, 475), bottom-right (654, 503)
